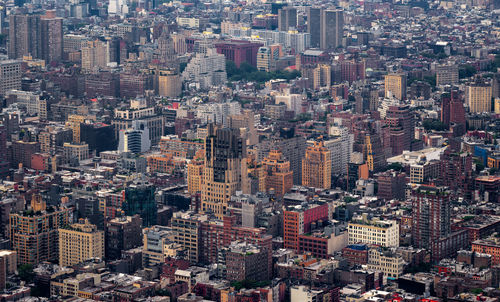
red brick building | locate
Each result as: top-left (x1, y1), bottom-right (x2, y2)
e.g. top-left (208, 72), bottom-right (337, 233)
top-left (215, 40), bottom-right (263, 68)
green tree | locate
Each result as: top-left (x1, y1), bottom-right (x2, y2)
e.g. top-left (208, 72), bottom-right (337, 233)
top-left (18, 264), bottom-right (35, 283)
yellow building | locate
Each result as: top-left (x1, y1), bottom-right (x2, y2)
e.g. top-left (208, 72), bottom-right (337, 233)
top-left (495, 98), bottom-right (500, 113)
top-left (10, 195), bottom-right (70, 265)
top-left (63, 142), bottom-right (90, 162)
top-left (367, 247), bottom-right (405, 279)
top-left (58, 219), bottom-right (104, 267)
top-left (347, 214), bottom-right (399, 247)
top-left (187, 158), bottom-right (204, 195)
top-left (313, 64), bottom-right (331, 90)
top-left (384, 73), bottom-right (407, 100)
top-left (171, 212), bottom-right (207, 264)
top-left (157, 69), bottom-right (181, 98)
top-left (66, 114), bottom-right (86, 143)
top-left (302, 141), bottom-right (331, 189)
top-left (466, 83), bottom-right (492, 113)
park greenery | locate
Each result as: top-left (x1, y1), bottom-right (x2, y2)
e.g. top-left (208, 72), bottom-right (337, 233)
top-left (226, 61), bottom-right (301, 83)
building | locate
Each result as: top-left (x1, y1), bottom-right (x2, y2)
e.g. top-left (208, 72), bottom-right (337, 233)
top-left (12, 140), bottom-right (40, 169)
top-left (307, 7), bottom-right (321, 48)
top-left (385, 73), bottom-right (407, 100)
top-left (367, 247), bottom-right (405, 279)
top-left (182, 48), bottom-right (227, 90)
top-left (118, 121), bottom-right (151, 154)
top-left (348, 215), bottom-right (399, 247)
top-left (411, 185), bottom-right (468, 261)
top-left (63, 142), bottom-right (90, 162)
top-left (172, 212), bottom-right (206, 264)
top-left (0, 60), bottom-right (22, 96)
top-left (40, 17), bottom-right (63, 63)
top-left (201, 125), bottom-right (249, 219)
top-left (215, 41), bottom-right (263, 68)
top-left (187, 158), bottom-right (204, 195)
top-left (105, 215), bottom-right (143, 260)
top-left (123, 180), bottom-right (157, 227)
top-left (8, 14), bottom-right (41, 59)
top-left (278, 7), bottom-right (297, 31)
top-left (324, 126), bottom-right (354, 175)
top-left (143, 226), bottom-right (183, 267)
top-left (262, 150), bottom-right (293, 197)
top-left (466, 82), bottom-right (492, 113)
top-left (385, 105), bottom-right (415, 156)
top-left (283, 201), bottom-right (332, 251)
top-left (225, 241), bottom-right (269, 282)
top-left (10, 195), bottom-right (70, 265)
top-left (58, 219), bottom-right (104, 267)
top-left (376, 171), bottom-right (406, 200)
top-left (298, 224), bottom-right (348, 258)
top-left (472, 238), bottom-right (500, 266)
top-left (319, 9), bottom-right (344, 50)
top-left (157, 69), bottom-right (182, 97)
top-left (0, 250), bottom-right (16, 289)
top-left (436, 64), bottom-right (458, 86)
top-left (81, 40), bottom-right (109, 71)
top-left (302, 141), bottom-right (332, 189)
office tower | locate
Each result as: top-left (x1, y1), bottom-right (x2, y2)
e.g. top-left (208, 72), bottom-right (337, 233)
top-left (325, 126), bottom-right (354, 175)
top-left (225, 241), bottom-right (269, 282)
top-left (307, 7), bottom-right (321, 48)
top-left (284, 201), bottom-right (331, 251)
top-left (123, 180), bottom-right (157, 227)
top-left (228, 110), bottom-right (258, 146)
top-left (436, 64), bottom-right (459, 86)
top-left (215, 41), bottom-right (263, 68)
top-left (58, 219), bottom-right (104, 267)
top-left (320, 9), bottom-right (344, 50)
top-left (40, 17), bottom-right (63, 63)
top-left (302, 141), bottom-right (332, 189)
top-left (0, 60), bottom-right (21, 96)
top-left (157, 69), bottom-right (182, 97)
top-left (441, 94), bottom-right (451, 126)
top-left (63, 142), bottom-right (90, 163)
top-left (81, 40), bottom-right (109, 71)
top-left (384, 73), bottom-right (407, 100)
top-left (105, 215), bottom-right (143, 260)
top-left (201, 125), bottom-right (249, 219)
top-left (257, 47), bottom-right (271, 72)
top-left (466, 82), bottom-right (492, 113)
top-left (262, 150), bottom-right (293, 197)
top-left (172, 212), bottom-right (203, 264)
top-left (156, 32), bottom-right (178, 70)
top-left (411, 185), bottom-right (468, 261)
top-left (278, 7), bottom-right (297, 31)
top-left (8, 14), bottom-right (41, 59)
top-left (386, 105), bottom-right (415, 156)
top-left (80, 122), bottom-right (117, 154)
top-left (118, 120), bottom-right (151, 154)
top-left (10, 195), bottom-right (70, 265)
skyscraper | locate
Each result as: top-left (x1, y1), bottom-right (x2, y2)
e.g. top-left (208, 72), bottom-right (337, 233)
top-left (8, 14), bottom-right (41, 59)
top-left (320, 9), bottom-right (344, 50)
top-left (466, 82), bottom-right (492, 113)
top-left (384, 73), bottom-right (407, 100)
top-left (386, 105), bottom-right (415, 156)
top-left (41, 17), bottom-right (63, 63)
top-left (278, 7), bottom-right (297, 31)
top-left (307, 7), bottom-right (321, 48)
top-left (105, 215), bottom-right (143, 260)
top-left (201, 125), bottom-right (249, 219)
top-left (9, 195), bottom-right (70, 265)
top-left (58, 219), bottom-right (104, 267)
top-left (302, 141), bottom-right (332, 189)
top-left (123, 180), bottom-right (157, 227)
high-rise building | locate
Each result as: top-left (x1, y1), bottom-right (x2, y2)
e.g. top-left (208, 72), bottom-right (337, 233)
top-left (0, 250), bottom-right (16, 289)
top-left (187, 157), bottom-right (204, 195)
top-left (201, 125), bottom-right (249, 219)
top-left (123, 180), bottom-right (157, 227)
top-left (278, 7), bottom-right (297, 31)
top-left (262, 150), bottom-right (293, 197)
top-left (225, 241), bottom-right (269, 282)
top-left (466, 82), bottom-right (492, 113)
top-left (320, 9), bottom-right (344, 50)
top-left (307, 7), bottom-right (321, 48)
top-left (81, 40), bottom-right (109, 71)
top-left (363, 133), bottom-right (386, 172)
top-left (215, 41), bottom-right (263, 68)
top-left (302, 141), bottom-right (331, 189)
top-left (118, 120), bottom-right (151, 154)
top-left (10, 195), bottom-right (70, 265)
top-left (105, 215), bottom-right (143, 260)
top-left (8, 14), bottom-right (41, 59)
top-left (143, 225), bottom-right (183, 267)
top-left (384, 73), bottom-right (407, 100)
top-left (171, 211), bottom-right (204, 264)
top-left (58, 219), bottom-right (104, 267)
top-left (182, 48), bottom-right (227, 90)
top-left (157, 69), bottom-right (182, 97)
top-left (386, 105), bottom-right (415, 156)
top-left (411, 185), bottom-right (468, 261)
top-left (325, 126), bottom-right (354, 175)
top-left (436, 64), bottom-right (458, 86)
top-left (40, 17), bottom-right (63, 63)
top-left (0, 60), bottom-right (22, 96)
top-left (12, 140), bottom-right (40, 169)
top-left (348, 215), bottom-right (399, 247)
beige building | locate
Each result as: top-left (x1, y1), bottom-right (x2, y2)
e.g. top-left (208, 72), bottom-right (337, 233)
top-left (63, 142), bottom-right (90, 162)
top-left (172, 212), bottom-right (207, 264)
top-left (0, 60), bottom-right (22, 96)
top-left (302, 141), bottom-right (331, 189)
top-left (81, 40), bottom-right (109, 71)
top-left (384, 73), bottom-right (407, 100)
top-left (143, 226), bottom-right (185, 267)
top-left (0, 250), bottom-right (17, 274)
top-left (348, 215), bottom-right (399, 247)
top-left (466, 83), bottom-right (492, 113)
top-left (187, 158), bottom-right (204, 195)
top-left (367, 247), bottom-right (405, 278)
top-left (313, 64), bottom-right (331, 90)
top-left (58, 219), bottom-right (104, 267)
top-left (436, 64), bottom-right (458, 86)
top-left (157, 69), bottom-right (182, 98)
top-left (409, 160), bottom-right (440, 184)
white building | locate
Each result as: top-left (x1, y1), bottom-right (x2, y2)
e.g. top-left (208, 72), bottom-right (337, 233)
top-left (118, 120), bottom-right (151, 154)
top-left (182, 48), bottom-right (227, 90)
top-left (195, 102), bottom-right (241, 126)
top-left (6, 90), bottom-right (41, 116)
top-left (324, 126), bottom-right (353, 175)
top-left (108, 0), bottom-right (129, 17)
top-left (275, 91), bottom-right (303, 116)
top-left (291, 285), bottom-right (324, 302)
top-left (348, 214), bottom-right (399, 247)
